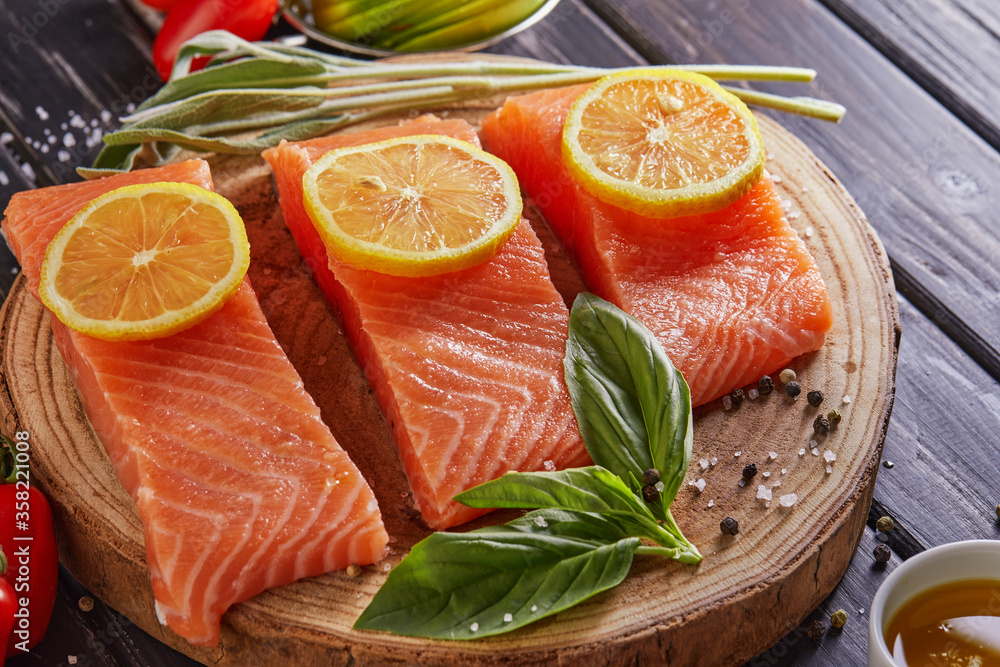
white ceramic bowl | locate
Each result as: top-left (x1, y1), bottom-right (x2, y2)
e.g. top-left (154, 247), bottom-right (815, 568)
top-left (868, 539), bottom-right (1000, 666)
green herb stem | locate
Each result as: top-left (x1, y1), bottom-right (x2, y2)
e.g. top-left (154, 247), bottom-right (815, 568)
top-left (723, 86), bottom-right (846, 122)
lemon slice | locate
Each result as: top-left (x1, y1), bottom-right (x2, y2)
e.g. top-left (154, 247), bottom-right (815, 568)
top-left (302, 134), bottom-right (522, 277)
top-left (562, 68), bottom-right (765, 218)
top-left (39, 182), bottom-right (250, 341)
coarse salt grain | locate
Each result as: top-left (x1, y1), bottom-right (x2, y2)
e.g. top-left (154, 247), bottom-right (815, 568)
top-left (756, 485), bottom-right (771, 501)
top-left (20, 163), bottom-right (35, 180)
top-left (843, 395), bottom-right (852, 404)
top-left (773, 480), bottom-right (781, 487)
top-left (100, 109), bottom-right (112, 123)
top-left (723, 395), bottom-right (733, 410)
top-left (70, 115), bottom-right (86, 129)
top-left (748, 388), bottom-right (759, 400)
top-left (63, 132), bottom-right (76, 147)
top-left (810, 439), bottom-right (818, 448)
top-left (788, 211), bottom-right (801, 220)
top-left (0, 131), bottom-right (13, 144)
top-left (779, 493), bottom-right (798, 507)
top-left (708, 499), bottom-right (715, 508)
top-left (812, 448), bottom-right (821, 456)
top-left (47, 135), bottom-right (57, 144)
top-left (782, 198), bottom-right (792, 208)
top-left (695, 478), bottom-right (706, 493)
top-left (805, 226), bottom-right (814, 237)
top-left (654, 481), bottom-right (664, 492)
top-left (0, 172), bottom-right (8, 186)
top-left (826, 464), bottom-right (834, 474)
top-left (543, 460), bottom-right (556, 471)
top-left (126, 102), bottom-right (136, 113)
top-left (711, 457), bottom-right (718, 466)
top-left (90, 118), bottom-right (99, 128)
top-left (762, 471), bottom-right (771, 478)
top-left (531, 605), bottom-right (538, 612)
top-left (769, 451), bottom-right (778, 460)
top-left (738, 479), bottom-right (746, 488)
top-left (781, 468), bottom-right (787, 475)
top-left (767, 152), bottom-right (775, 160)
top-left (771, 173), bottom-right (783, 183)
top-left (504, 613), bottom-right (513, 623)
top-left (470, 622), bottom-right (479, 632)
top-left (57, 150), bottom-right (71, 162)
top-left (734, 451), bottom-right (742, 457)
top-left (799, 448), bottom-right (806, 456)
top-left (40, 145), bottom-right (49, 154)
top-left (35, 106), bottom-right (49, 121)
top-left (382, 562), bottom-right (390, 572)
top-left (700, 458), bottom-right (710, 470)
top-left (534, 516), bottom-right (548, 528)
top-left (824, 450), bottom-right (836, 463)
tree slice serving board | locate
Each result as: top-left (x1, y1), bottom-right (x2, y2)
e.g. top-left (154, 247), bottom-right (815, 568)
top-left (0, 74), bottom-right (898, 665)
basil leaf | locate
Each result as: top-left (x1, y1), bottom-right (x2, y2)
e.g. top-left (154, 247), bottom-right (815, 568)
top-left (564, 292), bottom-right (693, 515)
top-left (354, 527), bottom-right (639, 639)
top-left (505, 508), bottom-right (631, 542)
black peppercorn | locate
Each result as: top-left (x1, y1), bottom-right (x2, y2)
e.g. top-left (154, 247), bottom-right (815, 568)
top-left (785, 380), bottom-right (801, 397)
top-left (883, 460), bottom-right (894, 469)
top-left (813, 415), bottom-right (830, 435)
top-left (720, 516), bottom-right (739, 535)
top-left (873, 543), bottom-right (891, 563)
top-left (806, 619), bottom-right (826, 642)
top-left (642, 468), bottom-right (660, 486)
top-left (807, 390), bottom-right (824, 407)
top-left (742, 463), bottom-right (757, 481)
top-left (731, 388), bottom-right (745, 406)
top-left (641, 485), bottom-right (659, 503)
top-left (758, 375), bottom-right (774, 395)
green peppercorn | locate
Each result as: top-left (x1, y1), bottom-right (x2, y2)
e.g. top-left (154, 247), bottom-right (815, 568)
top-left (806, 619), bottom-right (826, 642)
top-left (641, 485), bottom-right (659, 503)
top-left (876, 516), bottom-right (895, 533)
top-left (827, 409), bottom-right (842, 426)
top-left (873, 543), bottom-right (891, 563)
top-left (785, 380), bottom-right (801, 397)
top-left (807, 390), bottom-right (824, 407)
top-left (758, 375), bottom-right (774, 395)
top-left (779, 368), bottom-right (797, 384)
top-left (346, 564), bottom-right (361, 578)
top-left (642, 468), bottom-right (660, 486)
top-left (830, 609), bottom-right (847, 629)
top-left (813, 415), bottom-right (830, 435)
top-left (742, 463), bottom-right (757, 481)
top-left (720, 516), bottom-right (739, 535)
top-left (731, 387), bottom-right (745, 406)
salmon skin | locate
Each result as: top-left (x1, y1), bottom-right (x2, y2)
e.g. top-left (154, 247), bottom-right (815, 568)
top-left (263, 117), bottom-right (587, 530)
top-left (481, 86), bottom-right (834, 406)
top-left (2, 160), bottom-right (388, 646)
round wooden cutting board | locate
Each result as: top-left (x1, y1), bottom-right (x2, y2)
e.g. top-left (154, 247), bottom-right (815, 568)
top-left (0, 77), bottom-right (898, 665)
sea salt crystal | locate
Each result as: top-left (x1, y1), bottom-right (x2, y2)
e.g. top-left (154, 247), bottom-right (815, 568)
top-left (543, 460), bottom-right (556, 471)
top-left (823, 450), bottom-right (836, 463)
top-left (40, 145), bottom-right (49, 154)
top-left (810, 439), bottom-right (818, 448)
top-left (126, 102), bottom-right (137, 113)
top-left (10, 267), bottom-right (18, 275)
top-left (811, 448), bottom-right (821, 456)
top-left (470, 622), bottom-right (479, 632)
top-left (722, 395), bottom-right (733, 411)
top-left (798, 448), bottom-right (806, 456)
top-left (707, 499), bottom-right (715, 508)
top-left (843, 395), bottom-right (852, 404)
top-left (771, 173), bottom-right (782, 183)
top-left (756, 485), bottom-right (771, 501)
top-left (773, 480), bottom-right (782, 487)
top-left (382, 562), bottom-right (391, 572)
top-left (766, 501), bottom-right (771, 508)
top-left (63, 132), bottom-right (76, 147)
top-left (534, 516), bottom-right (548, 528)
top-left (762, 471), bottom-right (771, 478)
top-left (802, 186), bottom-right (809, 193)
top-left (782, 198), bottom-right (792, 208)
top-left (47, 135), bottom-right (57, 144)
top-left (734, 451), bottom-right (742, 457)
top-left (779, 493), bottom-right (798, 507)
top-left (60, 122), bottom-right (68, 130)
top-left (35, 106), bottom-right (49, 121)
top-left (700, 458), bottom-right (710, 470)
top-left (504, 613), bottom-right (513, 623)
top-left (32, 140), bottom-right (40, 149)
top-left (695, 478), bottom-right (706, 493)
top-left (90, 118), bottom-right (99, 128)
top-left (100, 109), bottom-right (112, 123)
top-left (748, 388), bottom-right (759, 400)
top-left (804, 226), bottom-right (814, 237)
top-left (738, 479), bottom-right (746, 488)
top-left (0, 172), bottom-right (7, 186)
top-left (0, 131), bottom-right (13, 144)
top-left (57, 150), bottom-right (71, 162)
top-left (70, 115), bottom-right (86, 129)
top-left (788, 211), bottom-right (801, 220)
top-left (86, 128), bottom-right (103, 148)
top-left (711, 457), bottom-right (718, 466)
top-left (43, 128), bottom-right (51, 136)
top-left (655, 481), bottom-right (664, 492)
top-left (531, 605), bottom-right (538, 612)
top-left (20, 163), bottom-right (34, 180)
top-left (769, 451), bottom-right (778, 460)
top-left (826, 464), bottom-right (834, 475)
top-left (767, 152), bottom-right (775, 160)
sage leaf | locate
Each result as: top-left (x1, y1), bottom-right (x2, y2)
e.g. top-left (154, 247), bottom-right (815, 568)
top-left (564, 292), bottom-right (693, 516)
top-left (127, 89), bottom-right (326, 132)
top-left (354, 526), bottom-right (639, 639)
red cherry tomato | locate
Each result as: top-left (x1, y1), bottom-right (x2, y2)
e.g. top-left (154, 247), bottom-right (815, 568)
top-left (153, 0), bottom-right (279, 81)
top-left (139, 0), bottom-right (179, 10)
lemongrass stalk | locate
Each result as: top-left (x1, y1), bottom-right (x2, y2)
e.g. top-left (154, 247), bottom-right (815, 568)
top-left (723, 86), bottom-right (846, 122)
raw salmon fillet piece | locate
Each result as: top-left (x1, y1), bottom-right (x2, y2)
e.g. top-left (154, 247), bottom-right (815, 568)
top-left (263, 117), bottom-right (586, 529)
top-left (482, 86), bottom-right (834, 406)
top-left (2, 160), bottom-right (388, 645)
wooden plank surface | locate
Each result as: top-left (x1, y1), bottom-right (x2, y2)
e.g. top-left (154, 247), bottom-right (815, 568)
top-left (584, 0), bottom-right (1000, 385)
top-left (820, 0), bottom-right (1000, 149)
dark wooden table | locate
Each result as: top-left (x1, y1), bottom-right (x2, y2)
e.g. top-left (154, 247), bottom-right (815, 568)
top-left (2, 0), bottom-right (999, 664)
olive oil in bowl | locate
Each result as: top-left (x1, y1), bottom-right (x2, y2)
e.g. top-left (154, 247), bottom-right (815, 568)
top-left (884, 579), bottom-right (1000, 666)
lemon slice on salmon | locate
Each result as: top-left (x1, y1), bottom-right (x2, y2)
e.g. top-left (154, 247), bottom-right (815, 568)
top-left (302, 134), bottom-right (522, 277)
top-left (39, 182), bottom-right (250, 341)
top-left (562, 69), bottom-right (765, 218)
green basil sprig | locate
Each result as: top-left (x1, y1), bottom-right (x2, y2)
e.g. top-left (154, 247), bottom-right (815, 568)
top-left (354, 294), bottom-right (701, 640)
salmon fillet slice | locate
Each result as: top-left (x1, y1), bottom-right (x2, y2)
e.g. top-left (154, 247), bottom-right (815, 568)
top-left (2, 160), bottom-right (388, 645)
top-left (263, 117), bottom-right (586, 530)
top-left (481, 86), bottom-right (834, 406)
